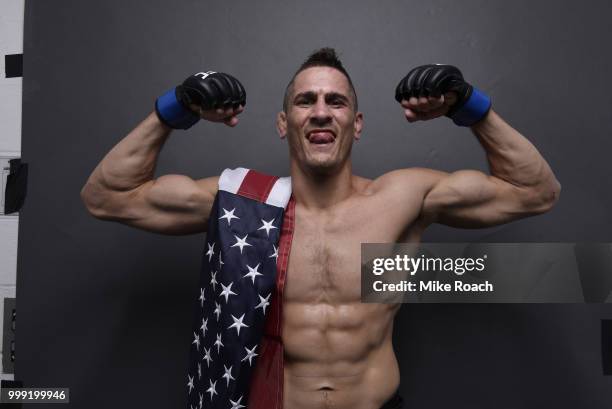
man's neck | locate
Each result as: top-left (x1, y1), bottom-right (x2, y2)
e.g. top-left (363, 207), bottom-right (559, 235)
top-left (289, 161), bottom-right (355, 210)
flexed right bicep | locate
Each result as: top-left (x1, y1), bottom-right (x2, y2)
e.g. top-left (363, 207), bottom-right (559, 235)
top-left (96, 174), bottom-right (219, 235)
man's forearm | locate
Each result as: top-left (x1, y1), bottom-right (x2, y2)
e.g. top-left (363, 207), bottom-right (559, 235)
top-left (81, 112), bottom-right (171, 209)
top-left (471, 109), bottom-right (561, 199)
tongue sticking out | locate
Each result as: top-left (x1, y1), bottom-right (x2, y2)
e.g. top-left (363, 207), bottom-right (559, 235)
top-left (309, 132), bottom-right (334, 144)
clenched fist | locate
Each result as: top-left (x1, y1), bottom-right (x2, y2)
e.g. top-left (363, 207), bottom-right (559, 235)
top-left (395, 64), bottom-right (491, 126)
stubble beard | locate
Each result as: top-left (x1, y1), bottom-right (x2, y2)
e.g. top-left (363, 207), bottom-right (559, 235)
top-left (295, 143), bottom-right (352, 179)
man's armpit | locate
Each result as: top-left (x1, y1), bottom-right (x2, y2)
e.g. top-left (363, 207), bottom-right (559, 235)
top-left (370, 167), bottom-right (446, 227)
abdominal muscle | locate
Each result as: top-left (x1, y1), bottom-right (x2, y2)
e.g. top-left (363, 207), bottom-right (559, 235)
top-left (282, 301), bottom-right (401, 409)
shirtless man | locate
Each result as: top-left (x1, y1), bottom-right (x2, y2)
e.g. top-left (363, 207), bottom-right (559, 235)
top-left (80, 48), bottom-right (561, 409)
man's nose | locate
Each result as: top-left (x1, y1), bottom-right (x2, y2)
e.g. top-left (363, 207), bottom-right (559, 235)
top-left (309, 100), bottom-right (332, 125)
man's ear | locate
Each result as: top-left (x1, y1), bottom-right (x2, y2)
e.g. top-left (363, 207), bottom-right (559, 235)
top-left (354, 111), bottom-right (364, 140)
top-left (276, 111), bottom-right (287, 139)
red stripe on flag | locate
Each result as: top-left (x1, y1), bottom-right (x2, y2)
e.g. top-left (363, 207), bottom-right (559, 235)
top-left (237, 170), bottom-right (278, 202)
top-left (248, 196), bottom-right (295, 409)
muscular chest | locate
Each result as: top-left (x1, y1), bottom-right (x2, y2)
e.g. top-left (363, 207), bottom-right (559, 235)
top-left (284, 199), bottom-right (417, 304)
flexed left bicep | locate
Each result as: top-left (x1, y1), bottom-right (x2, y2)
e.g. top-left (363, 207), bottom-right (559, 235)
top-left (421, 170), bottom-right (551, 228)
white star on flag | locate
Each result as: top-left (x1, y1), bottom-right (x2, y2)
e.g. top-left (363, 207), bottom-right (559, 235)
top-left (187, 374), bottom-right (194, 394)
top-left (257, 218), bottom-right (277, 236)
top-left (228, 313), bottom-right (249, 336)
top-left (219, 282), bottom-right (237, 303)
top-left (210, 270), bottom-right (218, 291)
top-left (243, 263), bottom-right (263, 284)
top-left (231, 234), bottom-right (252, 254)
top-left (197, 363), bottom-right (202, 380)
top-left (213, 302), bottom-right (222, 321)
top-left (219, 208), bottom-right (240, 226)
top-left (202, 346), bottom-right (213, 367)
top-left (200, 317), bottom-right (208, 338)
top-left (255, 293), bottom-right (271, 315)
top-left (206, 379), bottom-right (218, 401)
top-left (206, 242), bottom-right (215, 262)
top-left (199, 393), bottom-right (203, 409)
top-left (269, 244), bottom-right (278, 261)
top-left (241, 345), bottom-right (258, 366)
top-left (229, 396), bottom-right (246, 409)
top-left (222, 364), bottom-right (235, 387)
top-left (192, 332), bottom-right (200, 351)
top-left (214, 333), bottom-right (224, 354)
top-left (199, 287), bottom-right (206, 307)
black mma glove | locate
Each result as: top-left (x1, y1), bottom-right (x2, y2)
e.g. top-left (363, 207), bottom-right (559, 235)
top-left (156, 71), bottom-right (246, 130)
top-left (394, 64), bottom-right (491, 126)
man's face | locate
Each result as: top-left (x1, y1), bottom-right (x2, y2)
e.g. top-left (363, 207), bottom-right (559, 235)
top-left (277, 66), bottom-right (363, 174)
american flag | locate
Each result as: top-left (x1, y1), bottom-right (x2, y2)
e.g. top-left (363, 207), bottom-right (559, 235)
top-left (186, 168), bottom-right (293, 409)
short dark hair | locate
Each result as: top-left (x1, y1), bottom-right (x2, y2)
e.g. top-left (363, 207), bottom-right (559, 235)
top-left (283, 47), bottom-right (358, 112)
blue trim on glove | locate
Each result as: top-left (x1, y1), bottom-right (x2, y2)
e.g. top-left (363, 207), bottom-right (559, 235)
top-left (450, 87), bottom-right (491, 127)
top-left (155, 88), bottom-right (200, 130)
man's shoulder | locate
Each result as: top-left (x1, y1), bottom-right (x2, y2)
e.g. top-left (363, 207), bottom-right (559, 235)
top-left (367, 167), bottom-right (447, 195)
